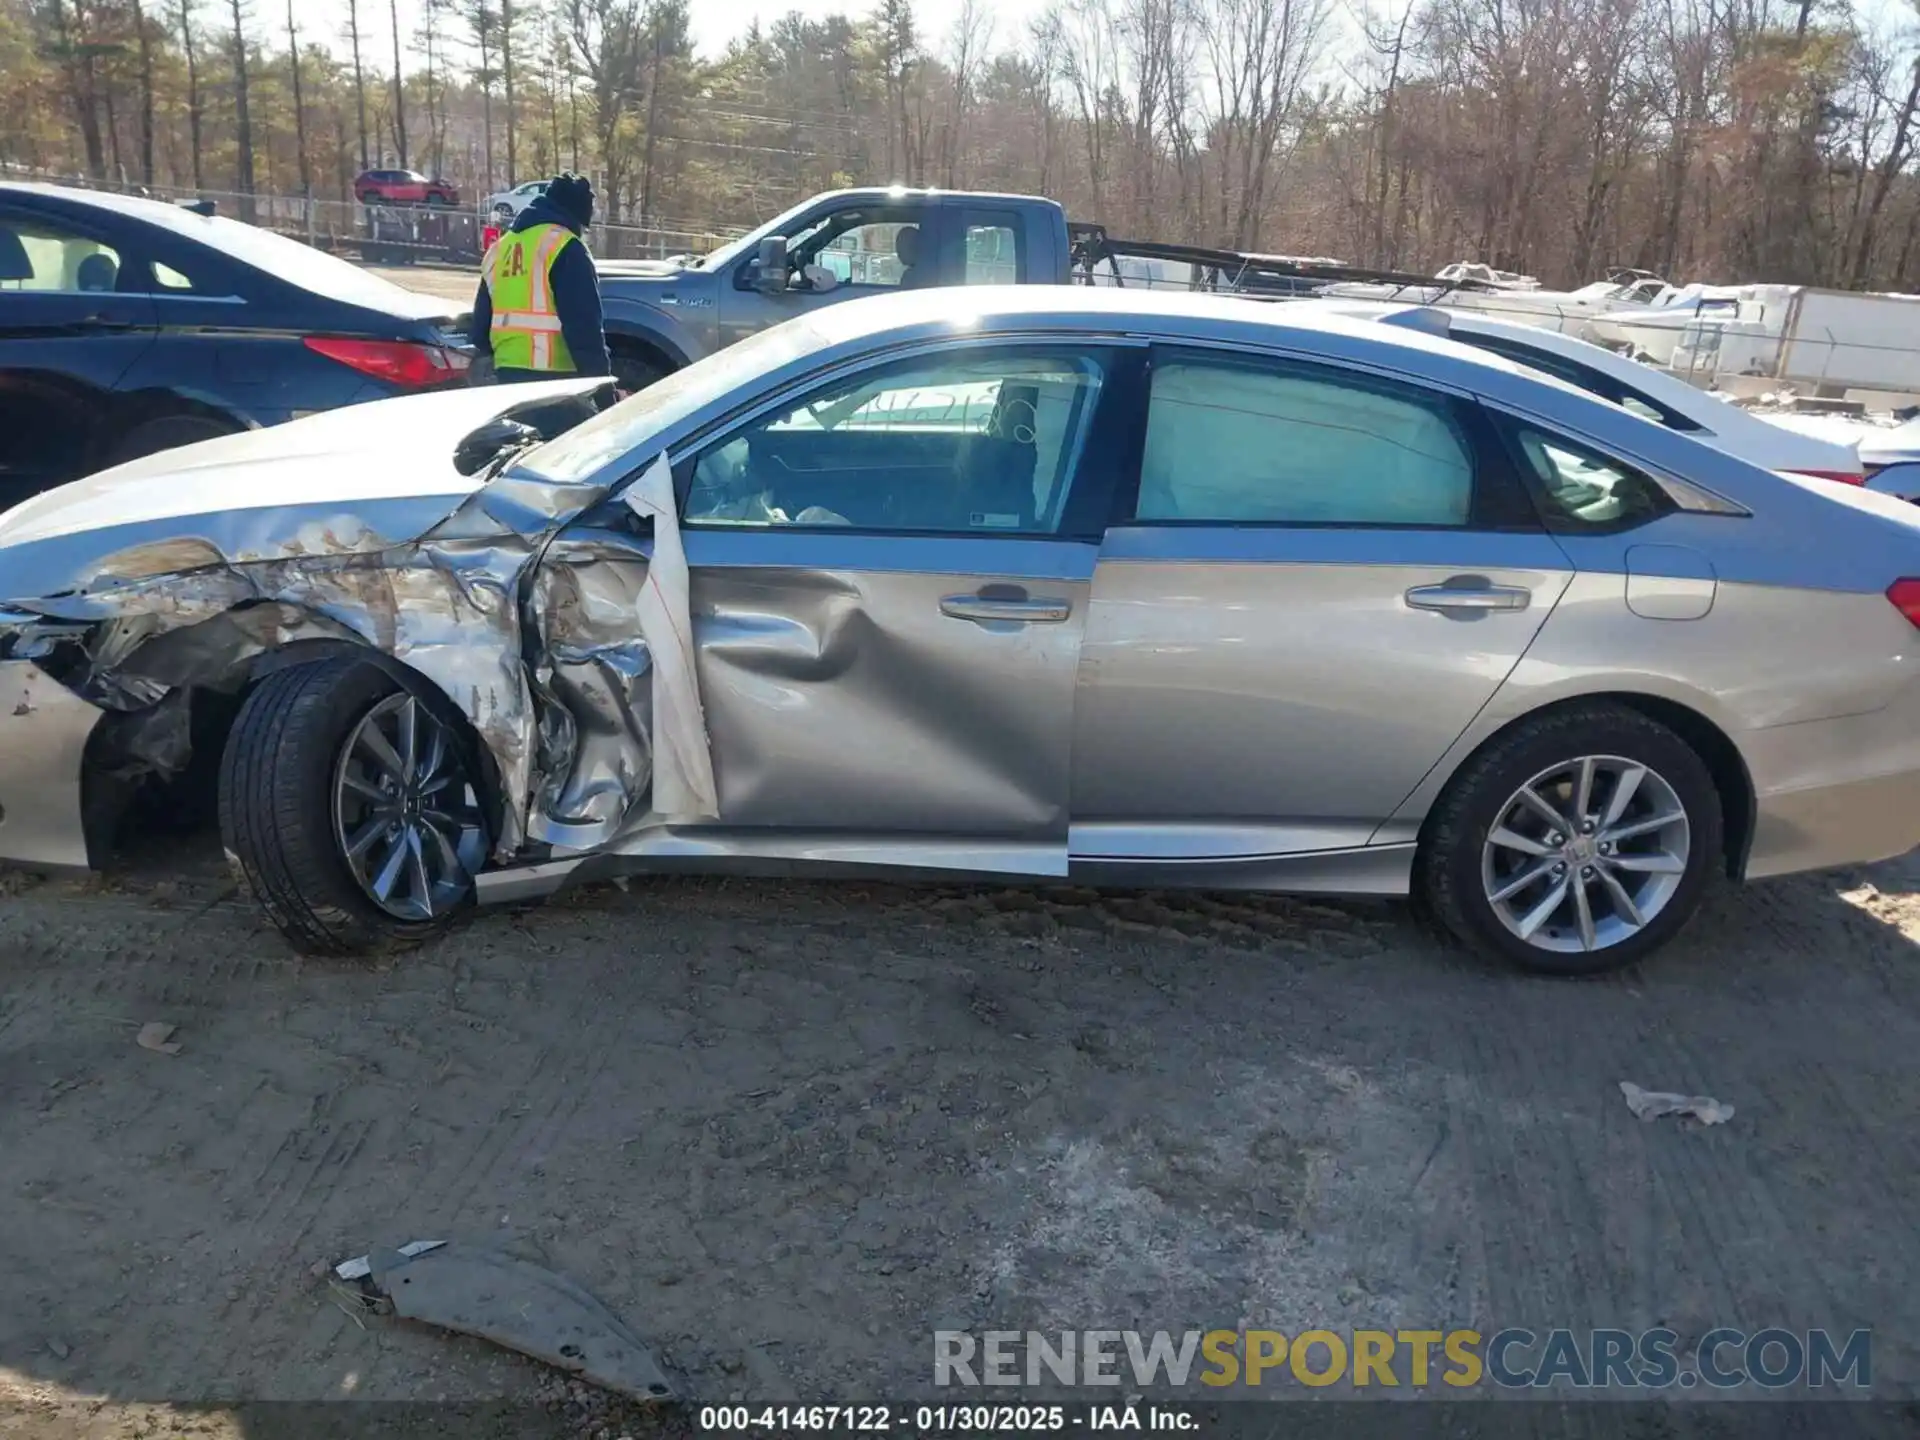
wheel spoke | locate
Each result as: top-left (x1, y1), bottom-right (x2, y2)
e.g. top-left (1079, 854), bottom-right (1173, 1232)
top-left (404, 825), bottom-right (433, 912)
top-left (1606, 850), bottom-right (1685, 874)
top-left (1602, 809), bottom-right (1685, 844)
top-left (417, 722), bottom-right (449, 790)
top-left (420, 816), bottom-right (465, 883)
top-left (369, 831), bottom-right (410, 903)
top-left (1515, 785), bottom-right (1568, 832)
top-left (1572, 756), bottom-right (1596, 827)
top-left (1600, 764), bottom-right (1647, 830)
top-left (341, 771), bottom-right (387, 803)
top-left (356, 723), bottom-right (406, 783)
top-left (343, 816), bottom-right (388, 862)
top-left (398, 698), bottom-right (420, 783)
top-left (1515, 876), bottom-right (1572, 940)
top-left (1490, 857), bottom-right (1557, 903)
top-left (1489, 825), bottom-right (1552, 857)
top-left (1597, 866), bottom-right (1645, 928)
top-left (1572, 876), bottom-right (1597, 951)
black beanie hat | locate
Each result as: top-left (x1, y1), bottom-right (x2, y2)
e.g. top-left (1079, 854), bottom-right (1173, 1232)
top-left (547, 172), bottom-right (594, 228)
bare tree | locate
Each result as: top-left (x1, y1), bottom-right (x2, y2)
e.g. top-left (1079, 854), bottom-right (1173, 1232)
top-left (284, 0), bottom-right (309, 195)
top-left (131, 0), bottom-right (156, 184)
top-left (502, 0), bottom-right (517, 181)
top-left (225, 0), bottom-right (255, 214)
top-left (173, 0), bottom-right (204, 188)
top-left (346, 0), bottom-right (370, 169)
top-left (390, 0), bottom-right (409, 167)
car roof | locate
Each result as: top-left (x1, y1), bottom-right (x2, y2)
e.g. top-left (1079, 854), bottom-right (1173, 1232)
top-left (0, 180), bottom-right (224, 227)
top-left (802, 284), bottom-right (1538, 387)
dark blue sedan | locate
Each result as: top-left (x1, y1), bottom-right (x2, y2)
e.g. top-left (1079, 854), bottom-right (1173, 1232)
top-left (0, 182), bottom-right (472, 509)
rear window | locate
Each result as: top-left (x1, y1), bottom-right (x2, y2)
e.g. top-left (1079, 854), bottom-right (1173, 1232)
top-left (114, 201), bottom-right (450, 317)
top-left (1462, 334), bottom-right (1701, 432)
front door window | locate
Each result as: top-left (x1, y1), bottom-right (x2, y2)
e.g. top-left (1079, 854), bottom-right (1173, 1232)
top-left (684, 349), bottom-right (1112, 534)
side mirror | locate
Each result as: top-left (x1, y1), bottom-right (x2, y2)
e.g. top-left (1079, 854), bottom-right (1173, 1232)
top-left (753, 235), bottom-right (790, 295)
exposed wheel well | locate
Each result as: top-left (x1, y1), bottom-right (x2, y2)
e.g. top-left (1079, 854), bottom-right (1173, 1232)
top-left (606, 331), bottom-right (684, 380)
top-left (98, 392), bottom-right (246, 469)
top-left (85, 637), bottom-right (506, 862)
top-left (1423, 692), bottom-right (1756, 881)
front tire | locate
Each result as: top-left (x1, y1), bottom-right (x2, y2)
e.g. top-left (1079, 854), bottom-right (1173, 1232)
top-left (219, 658), bottom-right (488, 957)
top-left (609, 343), bottom-right (671, 394)
top-left (1416, 704), bottom-right (1722, 975)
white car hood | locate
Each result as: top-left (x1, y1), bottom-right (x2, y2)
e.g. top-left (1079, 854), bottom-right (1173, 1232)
top-left (0, 379), bottom-right (604, 602)
top-left (1862, 417), bottom-right (1920, 469)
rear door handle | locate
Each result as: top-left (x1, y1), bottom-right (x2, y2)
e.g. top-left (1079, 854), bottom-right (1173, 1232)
top-left (1405, 580), bottom-right (1532, 613)
top-left (940, 594), bottom-right (1073, 625)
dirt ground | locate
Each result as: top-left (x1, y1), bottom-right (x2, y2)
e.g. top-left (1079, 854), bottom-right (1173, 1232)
top-left (4, 824), bottom-right (1920, 1434)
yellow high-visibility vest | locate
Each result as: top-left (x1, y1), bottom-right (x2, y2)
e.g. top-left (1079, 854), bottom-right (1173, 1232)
top-left (485, 223), bottom-right (577, 372)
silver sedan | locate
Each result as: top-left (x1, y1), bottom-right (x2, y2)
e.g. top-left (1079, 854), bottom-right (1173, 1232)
top-left (5, 288), bottom-right (1920, 975)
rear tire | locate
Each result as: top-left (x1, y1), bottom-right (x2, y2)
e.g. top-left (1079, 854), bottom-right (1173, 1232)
top-left (219, 658), bottom-right (487, 957)
top-left (1416, 703), bottom-right (1722, 975)
top-left (106, 414), bottom-right (238, 467)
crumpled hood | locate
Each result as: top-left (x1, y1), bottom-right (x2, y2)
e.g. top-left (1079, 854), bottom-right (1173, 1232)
top-left (0, 379), bottom-right (604, 603)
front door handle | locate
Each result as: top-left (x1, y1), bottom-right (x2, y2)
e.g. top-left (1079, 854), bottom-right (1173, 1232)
top-left (1405, 579), bottom-right (1532, 613)
top-left (940, 593), bottom-right (1073, 625)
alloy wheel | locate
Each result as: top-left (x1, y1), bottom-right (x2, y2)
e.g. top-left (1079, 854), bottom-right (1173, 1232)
top-left (331, 692), bottom-right (486, 922)
top-left (1479, 754), bottom-right (1691, 955)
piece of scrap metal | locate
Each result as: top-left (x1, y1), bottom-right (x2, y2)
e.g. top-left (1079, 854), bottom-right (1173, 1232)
top-left (332, 1240), bottom-right (675, 1402)
top-left (334, 1237), bottom-right (446, 1282)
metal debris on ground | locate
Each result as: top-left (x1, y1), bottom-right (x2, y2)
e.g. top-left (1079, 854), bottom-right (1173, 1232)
top-left (331, 1240), bottom-right (675, 1402)
top-left (333, 1237), bottom-right (446, 1282)
top-left (1619, 1080), bottom-right (1734, 1125)
top-left (135, 1021), bottom-right (182, 1055)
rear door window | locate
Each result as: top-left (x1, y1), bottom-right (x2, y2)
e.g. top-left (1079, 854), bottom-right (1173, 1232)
top-left (1133, 351), bottom-right (1479, 527)
top-left (958, 211), bottom-right (1024, 284)
top-left (0, 218), bottom-right (123, 293)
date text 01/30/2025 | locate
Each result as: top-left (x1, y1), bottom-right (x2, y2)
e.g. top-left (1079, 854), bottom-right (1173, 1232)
top-left (697, 1404), bottom-right (1195, 1432)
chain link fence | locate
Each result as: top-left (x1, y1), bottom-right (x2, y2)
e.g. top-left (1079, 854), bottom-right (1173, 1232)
top-left (0, 165), bottom-right (743, 266)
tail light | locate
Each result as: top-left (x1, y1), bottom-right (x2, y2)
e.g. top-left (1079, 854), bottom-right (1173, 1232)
top-left (303, 336), bottom-right (471, 388)
top-left (1887, 579), bottom-right (1920, 628)
top-left (1783, 469), bottom-right (1867, 486)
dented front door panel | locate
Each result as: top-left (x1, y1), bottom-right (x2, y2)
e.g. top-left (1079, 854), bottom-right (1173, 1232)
top-left (529, 524), bottom-right (1098, 876)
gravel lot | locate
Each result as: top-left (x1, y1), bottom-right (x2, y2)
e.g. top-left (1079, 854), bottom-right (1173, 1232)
top-left (3, 830), bottom-right (1919, 1433)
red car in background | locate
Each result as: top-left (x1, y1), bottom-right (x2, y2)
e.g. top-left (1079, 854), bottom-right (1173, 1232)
top-left (353, 169), bottom-right (460, 207)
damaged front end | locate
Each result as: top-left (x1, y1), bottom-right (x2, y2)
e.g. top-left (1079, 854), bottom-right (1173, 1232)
top-left (0, 378), bottom-right (709, 886)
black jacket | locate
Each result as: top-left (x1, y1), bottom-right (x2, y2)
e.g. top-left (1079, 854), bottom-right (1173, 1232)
top-left (470, 197), bottom-right (611, 379)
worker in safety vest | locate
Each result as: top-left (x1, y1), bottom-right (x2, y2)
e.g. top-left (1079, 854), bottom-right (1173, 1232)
top-left (469, 172), bottom-right (611, 383)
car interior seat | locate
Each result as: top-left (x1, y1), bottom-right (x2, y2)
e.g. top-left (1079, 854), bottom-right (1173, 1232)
top-left (951, 383), bottom-right (1041, 529)
top-left (0, 229), bottom-right (33, 284)
top-left (894, 226), bottom-right (927, 289)
top-left (75, 253), bottom-right (119, 292)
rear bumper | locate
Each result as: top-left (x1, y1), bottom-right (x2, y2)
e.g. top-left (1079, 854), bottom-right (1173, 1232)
top-left (0, 660), bottom-right (104, 872)
top-left (1744, 684), bottom-right (1920, 878)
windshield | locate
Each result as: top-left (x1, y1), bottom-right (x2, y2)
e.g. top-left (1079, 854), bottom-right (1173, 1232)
top-left (700, 193), bottom-right (847, 273)
top-left (125, 199), bottom-right (453, 318)
top-left (518, 317), bottom-right (836, 484)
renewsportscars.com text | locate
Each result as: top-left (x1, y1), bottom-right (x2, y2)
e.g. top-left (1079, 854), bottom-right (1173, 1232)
top-left (933, 1327), bottom-right (1872, 1391)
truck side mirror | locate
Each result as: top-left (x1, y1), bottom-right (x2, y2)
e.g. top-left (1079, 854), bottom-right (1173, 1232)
top-left (754, 236), bottom-right (790, 295)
